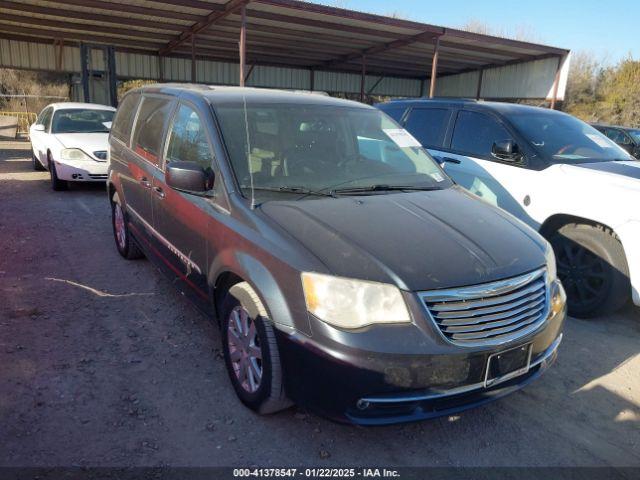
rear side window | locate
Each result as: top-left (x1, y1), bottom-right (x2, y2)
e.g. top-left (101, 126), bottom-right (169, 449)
top-left (451, 110), bottom-right (512, 158)
top-left (165, 104), bottom-right (214, 170)
top-left (380, 105), bottom-right (406, 123)
top-left (132, 96), bottom-right (174, 165)
top-left (111, 93), bottom-right (140, 145)
top-left (404, 108), bottom-right (450, 148)
top-left (605, 128), bottom-right (630, 145)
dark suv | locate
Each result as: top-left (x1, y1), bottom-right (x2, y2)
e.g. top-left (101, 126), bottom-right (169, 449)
top-left (107, 85), bottom-right (565, 425)
top-left (591, 124), bottom-right (640, 159)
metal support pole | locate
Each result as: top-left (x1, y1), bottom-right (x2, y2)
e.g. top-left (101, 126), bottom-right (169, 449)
top-left (550, 54), bottom-right (567, 110)
top-left (159, 54), bottom-right (164, 82)
top-left (55, 39), bottom-right (64, 71)
top-left (309, 68), bottom-right (314, 92)
top-left (360, 54), bottom-right (366, 102)
top-left (239, 5), bottom-right (247, 87)
top-left (106, 46), bottom-right (118, 107)
top-left (191, 34), bottom-right (196, 82)
top-left (429, 36), bottom-right (440, 98)
top-left (80, 43), bottom-right (90, 103)
top-left (476, 68), bottom-right (484, 100)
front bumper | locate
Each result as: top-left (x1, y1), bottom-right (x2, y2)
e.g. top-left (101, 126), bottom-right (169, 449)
top-left (54, 160), bottom-right (108, 182)
top-left (275, 287), bottom-right (566, 425)
top-left (347, 334), bottom-right (561, 425)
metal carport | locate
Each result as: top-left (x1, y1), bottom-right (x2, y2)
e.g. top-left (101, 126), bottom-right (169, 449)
top-left (0, 0), bottom-right (570, 106)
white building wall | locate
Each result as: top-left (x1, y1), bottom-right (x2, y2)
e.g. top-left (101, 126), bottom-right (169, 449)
top-left (0, 38), bottom-right (568, 100)
top-left (435, 54), bottom-right (571, 100)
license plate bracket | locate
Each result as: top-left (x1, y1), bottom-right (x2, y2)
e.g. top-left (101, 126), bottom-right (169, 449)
top-left (484, 343), bottom-right (532, 388)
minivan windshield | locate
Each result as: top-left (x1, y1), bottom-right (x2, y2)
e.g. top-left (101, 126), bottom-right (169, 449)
top-left (214, 103), bottom-right (451, 200)
top-left (505, 111), bottom-right (633, 164)
top-left (51, 109), bottom-right (114, 134)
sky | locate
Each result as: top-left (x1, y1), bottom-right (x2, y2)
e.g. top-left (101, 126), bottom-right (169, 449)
top-left (312, 0), bottom-right (640, 64)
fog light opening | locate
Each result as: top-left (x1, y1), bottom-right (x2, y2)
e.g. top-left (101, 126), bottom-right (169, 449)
top-left (356, 399), bottom-right (370, 410)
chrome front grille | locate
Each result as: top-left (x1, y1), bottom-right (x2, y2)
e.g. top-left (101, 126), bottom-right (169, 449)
top-left (420, 268), bottom-right (548, 347)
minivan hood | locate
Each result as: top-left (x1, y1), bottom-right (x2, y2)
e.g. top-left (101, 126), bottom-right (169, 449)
top-left (261, 186), bottom-right (546, 292)
top-left (54, 132), bottom-right (109, 157)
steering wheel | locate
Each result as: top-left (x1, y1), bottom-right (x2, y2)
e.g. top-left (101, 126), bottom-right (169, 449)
top-left (284, 145), bottom-right (331, 175)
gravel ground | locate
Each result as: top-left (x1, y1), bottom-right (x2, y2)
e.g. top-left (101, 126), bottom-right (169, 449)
top-left (1, 141), bottom-right (639, 468)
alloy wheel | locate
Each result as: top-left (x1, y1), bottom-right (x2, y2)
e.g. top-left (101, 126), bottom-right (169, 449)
top-left (113, 203), bottom-right (127, 251)
top-left (555, 239), bottom-right (608, 309)
top-left (227, 306), bottom-right (263, 393)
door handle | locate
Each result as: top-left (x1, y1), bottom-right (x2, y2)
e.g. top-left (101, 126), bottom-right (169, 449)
top-left (153, 186), bottom-right (165, 199)
top-left (139, 177), bottom-right (151, 189)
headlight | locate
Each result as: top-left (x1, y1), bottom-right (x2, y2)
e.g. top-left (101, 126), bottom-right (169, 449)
top-left (544, 240), bottom-right (557, 282)
top-left (60, 148), bottom-right (92, 161)
top-left (301, 272), bottom-right (411, 329)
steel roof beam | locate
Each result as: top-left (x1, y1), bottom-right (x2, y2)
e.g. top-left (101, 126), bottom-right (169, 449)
top-left (159, 0), bottom-right (251, 56)
top-left (207, 18), bottom-right (377, 49)
top-left (321, 31), bottom-right (443, 68)
top-left (0, 1), bottom-right (187, 32)
top-left (42, 0), bottom-right (203, 22)
top-left (443, 28), bottom-right (569, 56)
top-left (238, 9), bottom-right (404, 40)
top-left (0, 22), bottom-right (164, 49)
top-left (0, 12), bottom-right (175, 41)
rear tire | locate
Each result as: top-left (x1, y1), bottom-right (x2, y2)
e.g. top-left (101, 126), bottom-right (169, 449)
top-left (111, 192), bottom-right (144, 260)
top-left (221, 282), bottom-right (291, 415)
top-left (549, 223), bottom-right (629, 318)
top-left (32, 153), bottom-right (45, 171)
top-left (48, 157), bottom-right (68, 191)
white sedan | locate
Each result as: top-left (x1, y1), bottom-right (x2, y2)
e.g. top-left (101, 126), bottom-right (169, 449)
top-left (30, 102), bottom-right (116, 191)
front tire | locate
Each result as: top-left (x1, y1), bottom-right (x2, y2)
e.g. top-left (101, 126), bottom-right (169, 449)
top-left (221, 282), bottom-right (291, 414)
top-left (111, 192), bottom-right (144, 260)
top-left (549, 223), bottom-right (630, 318)
top-left (48, 157), bottom-right (68, 191)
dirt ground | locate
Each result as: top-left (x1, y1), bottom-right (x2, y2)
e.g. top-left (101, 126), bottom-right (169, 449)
top-left (1, 141), bottom-right (639, 468)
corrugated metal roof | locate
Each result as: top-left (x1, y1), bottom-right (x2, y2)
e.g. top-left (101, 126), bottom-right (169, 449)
top-left (0, 0), bottom-right (568, 79)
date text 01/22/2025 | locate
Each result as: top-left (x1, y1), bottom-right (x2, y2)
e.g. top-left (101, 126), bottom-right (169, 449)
top-left (232, 468), bottom-right (401, 478)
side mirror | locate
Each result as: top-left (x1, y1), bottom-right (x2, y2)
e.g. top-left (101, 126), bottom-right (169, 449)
top-left (492, 139), bottom-right (520, 161)
top-left (165, 161), bottom-right (213, 194)
top-left (33, 124), bottom-right (45, 132)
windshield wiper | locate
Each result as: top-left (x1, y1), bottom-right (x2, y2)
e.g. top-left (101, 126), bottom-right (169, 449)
top-left (330, 184), bottom-right (443, 195)
top-left (241, 186), bottom-right (334, 197)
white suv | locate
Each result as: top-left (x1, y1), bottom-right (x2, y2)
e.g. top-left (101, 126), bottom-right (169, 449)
top-left (378, 99), bottom-right (639, 318)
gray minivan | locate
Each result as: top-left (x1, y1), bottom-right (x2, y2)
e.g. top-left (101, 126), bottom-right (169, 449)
top-left (107, 84), bottom-right (566, 424)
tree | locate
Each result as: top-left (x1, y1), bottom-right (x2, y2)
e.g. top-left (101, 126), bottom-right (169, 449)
top-left (564, 54), bottom-right (640, 127)
top-left (599, 57), bottom-right (640, 126)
